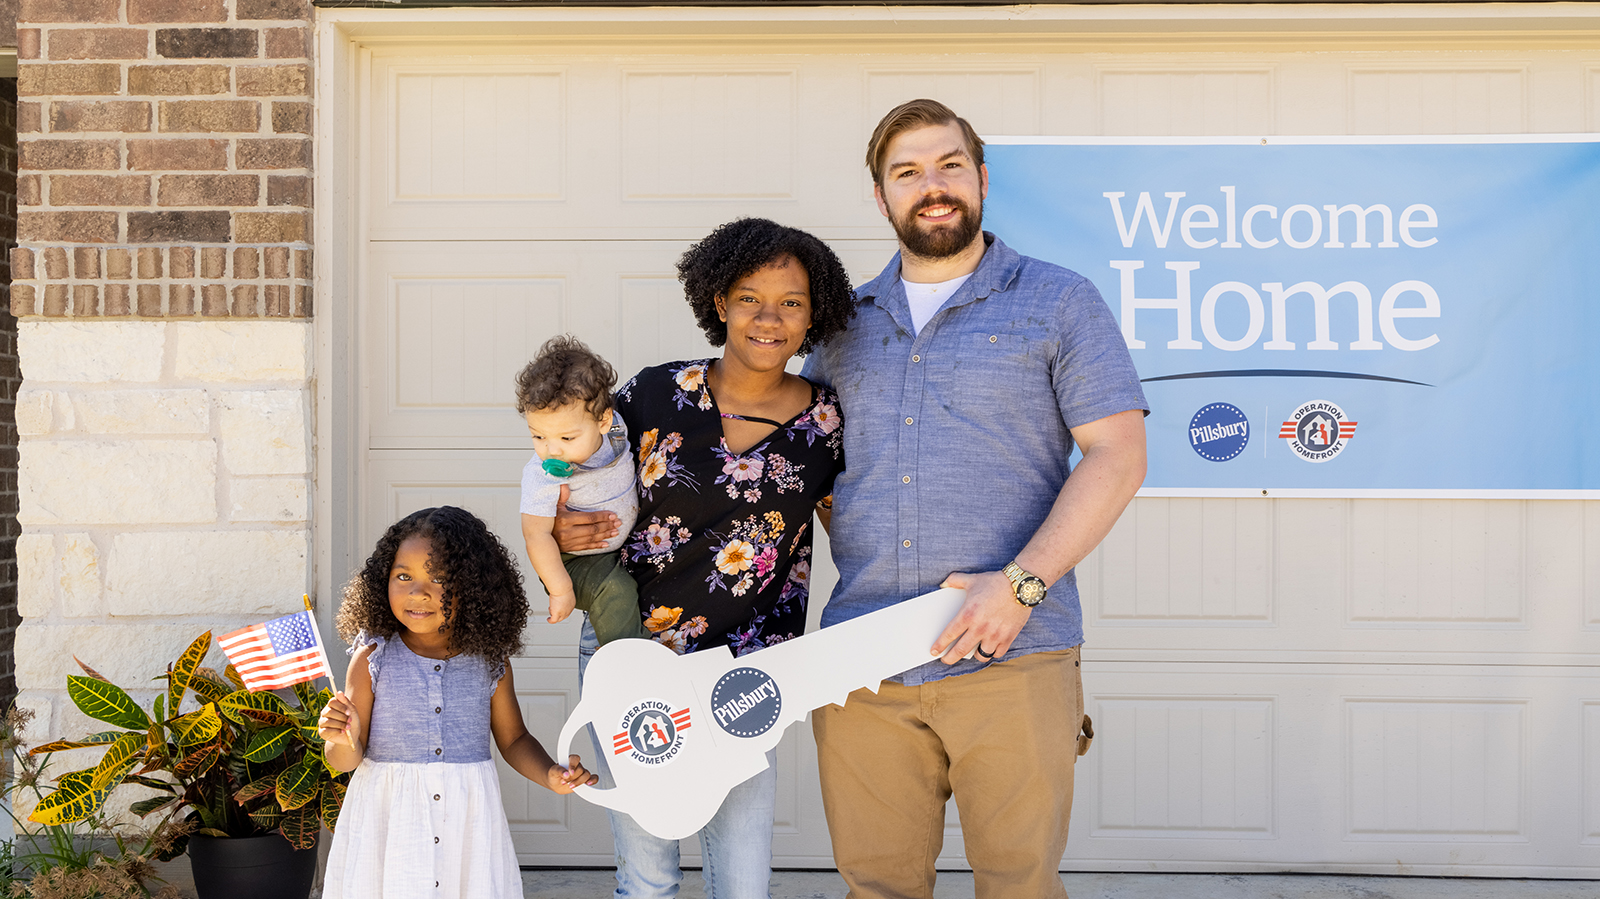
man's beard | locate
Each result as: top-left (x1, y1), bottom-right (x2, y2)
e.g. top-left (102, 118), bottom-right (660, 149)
top-left (891, 193), bottom-right (983, 260)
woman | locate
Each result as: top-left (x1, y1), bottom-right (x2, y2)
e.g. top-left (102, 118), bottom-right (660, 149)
top-left (556, 217), bottom-right (855, 898)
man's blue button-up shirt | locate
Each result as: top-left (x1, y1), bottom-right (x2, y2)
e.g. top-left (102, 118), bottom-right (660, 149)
top-left (802, 234), bottom-right (1148, 684)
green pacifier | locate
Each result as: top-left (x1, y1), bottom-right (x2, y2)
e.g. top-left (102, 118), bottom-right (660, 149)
top-left (542, 458), bottom-right (575, 478)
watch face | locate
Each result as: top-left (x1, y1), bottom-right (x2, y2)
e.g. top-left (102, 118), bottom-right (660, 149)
top-left (1017, 576), bottom-right (1047, 606)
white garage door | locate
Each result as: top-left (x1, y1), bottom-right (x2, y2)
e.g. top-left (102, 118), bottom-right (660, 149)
top-left (339, 23), bottom-right (1600, 875)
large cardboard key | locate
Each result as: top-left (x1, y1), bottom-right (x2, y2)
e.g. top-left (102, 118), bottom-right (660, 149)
top-left (557, 587), bottom-right (968, 840)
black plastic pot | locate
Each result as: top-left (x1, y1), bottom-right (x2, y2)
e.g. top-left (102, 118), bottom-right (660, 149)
top-left (187, 833), bottom-right (318, 899)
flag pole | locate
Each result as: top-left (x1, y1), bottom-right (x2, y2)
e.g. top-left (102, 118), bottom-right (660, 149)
top-left (304, 593), bottom-right (356, 751)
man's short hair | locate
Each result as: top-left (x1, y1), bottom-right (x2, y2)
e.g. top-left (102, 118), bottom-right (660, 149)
top-left (865, 98), bottom-right (986, 189)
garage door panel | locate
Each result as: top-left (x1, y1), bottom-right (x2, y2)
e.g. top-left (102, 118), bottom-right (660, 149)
top-left (1097, 67), bottom-right (1277, 136)
top-left (622, 69), bottom-right (797, 200)
top-left (393, 68), bottom-right (565, 202)
top-left (1348, 66), bottom-right (1530, 134)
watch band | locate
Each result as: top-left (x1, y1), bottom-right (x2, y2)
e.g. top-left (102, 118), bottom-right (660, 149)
top-left (1002, 561), bottom-right (1047, 607)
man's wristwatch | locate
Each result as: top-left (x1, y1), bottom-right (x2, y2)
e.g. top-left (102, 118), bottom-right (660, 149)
top-left (1002, 561), bottom-right (1047, 607)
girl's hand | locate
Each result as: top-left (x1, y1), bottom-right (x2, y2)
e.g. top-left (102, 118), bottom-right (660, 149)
top-left (318, 690), bottom-right (361, 750)
top-left (546, 754), bottom-right (598, 794)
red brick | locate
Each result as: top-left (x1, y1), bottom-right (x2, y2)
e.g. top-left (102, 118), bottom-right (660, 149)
top-left (266, 174), bottom-right (307, 207)
top-left (293, 247), bottom-right (310, 279)
top-left (233, 247), bottom-right (259, 279)
top-left (11, 284), bottom-right (37, 317)
top-left (236, 138), bottom-right (309, 170)
top-left (137, 284), bottom-right (162, 316)
top-left (18, 175), bottom-right (41, 207)
top-left (264, 27), bottom-right (308, 60)
top-left (49, 101), bottom-right (152, 133)
top-left (160, 174), bottom-right (260, 207)
top-left (17, 29), bottom-right (40, 60)
top-left (106, 248), bottom-right (131, 279)
top-left (264, 284), bottom-right (290, 317)
top-left (11, 249), bottom-right (34, 281)
top-left (47, 28), bottom-right (150, 60)
top-left (200, 246), bottom-right (225, 278)
top-left (73, 284), bottom-right (100, 316)
top-left (18, 102), bottom-right (42, 134)
top-left (73, 248), bottom-right (100, 279)
top-left (230, 284), bottom-right (258, 317)
top-left (238, 0), bottom-right (308, 20)
top-left (263, 245), bottom-right (289, 278)
top-left (128, 0), bottom-right (226, 24)
top-left (42, 247), bottom-right (66, 278)
top-left (237, 65), bottom-right (308, 97)
top-left (270, 101), bottom-right (309, 134)
top-left (155, 28), bottom-right (257, 59)
top-left (50, 174), bottom-right (151, 206)
top-left (19, 0), bottom-right (119, 23)
top-left (129, 65), bottom-right (230, 96)
top-left (127, 138), bottom-right (227, 171)
top-left (138, 247), bottom-right (163, 279)
top-left (128, 210), bottom-right (229, 243)
top-left (200, 283), bottom-right (227, 316)
top-left (104, 283), bottom-right (130, 316)
top-left (170, 246), bottom-right (195, 278)
top-left (233, 210), bottom-right (305, 242)
top-left (158, 100), bottom-right (259, 133)
top-left (17, 64), bottom-right (121, 97)
top-left (20, 211), bottom-right (117, 243)
top-left (293, 284), bottom-right (311, 317)
top-left (42, 284), bottom-right (69, 317)
top-left (170, 283), bottom-right (196, 316)
top-left (20, 139), bottom-right (119, 170)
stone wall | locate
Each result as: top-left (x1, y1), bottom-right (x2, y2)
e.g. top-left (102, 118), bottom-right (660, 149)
top-left (10, 0), bottom-right (314, 743)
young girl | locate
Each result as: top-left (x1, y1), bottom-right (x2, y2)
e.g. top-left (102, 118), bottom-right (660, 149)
top-left (318, 506), bottom-right (595, 899)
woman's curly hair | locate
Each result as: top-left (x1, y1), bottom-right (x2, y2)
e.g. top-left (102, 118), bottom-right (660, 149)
top-left (677, 218), bottom-right (856, 356)
top-left (336, 506), bottom-right (528, 663)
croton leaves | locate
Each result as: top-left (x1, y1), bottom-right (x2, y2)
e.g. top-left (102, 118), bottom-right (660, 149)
top-left (67, 675), bottom-right (150, 731)
top-left (88, 731), bottom-right (147, 791)
top-left (280, 803), bottom-right (321, 851)
top-left (167, 631), bottom-right (212, 714)
top-left (234, 775), bottom-right (278, 805)
top-left (28, 769), bottom-right (109, 826)
top-left (248, 807), bottom-right (284, 832)
top-left (29, 730), bottom-right (123, 755)
top-left (188, 669), bottom-right (231, 705)
top-left (218, 690), bottom-right (295, 728)
top-left (223, 664), bottom-right (246, 690)
top-left (275, 759), bottom-right (319, 811)
top-left (172, 741), bottom-right (220, 779)
top-left (320, 780), bottom-right (345, 832)
top-left (129, 795), bottom-right (177, 818)
top-left (173, 703), bottom-right (222, 748)
top-left (244, 725), bottom-right (297, 763)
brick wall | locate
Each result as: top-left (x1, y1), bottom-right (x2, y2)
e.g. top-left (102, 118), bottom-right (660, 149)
top-left (0, 78), bottom-right (19, 712)
top-left (11, 0), bottom-right (312, 320)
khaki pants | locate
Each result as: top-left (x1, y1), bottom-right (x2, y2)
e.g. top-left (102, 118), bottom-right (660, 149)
top-left (813, 647), bottom-right (1092, 899)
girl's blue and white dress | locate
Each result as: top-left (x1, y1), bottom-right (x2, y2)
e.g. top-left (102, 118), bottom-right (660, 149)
top-left (322, 635), bottom-right (522, 899)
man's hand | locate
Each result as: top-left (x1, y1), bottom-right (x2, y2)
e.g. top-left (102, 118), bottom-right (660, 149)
top-left (551, 484), bottom-right (621, 553)
top-left (930, 570), bottom-right (1032, 664)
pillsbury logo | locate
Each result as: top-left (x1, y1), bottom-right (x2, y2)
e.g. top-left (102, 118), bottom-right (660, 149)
top-left (1188, 403), bottom-right (1250, 462)
top-left (709, 667), bottom-right (782, 739)
top-left (1280, 400), bottom-right (1358, 463)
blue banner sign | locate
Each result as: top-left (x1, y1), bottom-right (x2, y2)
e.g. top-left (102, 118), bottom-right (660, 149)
top-left (983, 137), bottom-right (1600, 497)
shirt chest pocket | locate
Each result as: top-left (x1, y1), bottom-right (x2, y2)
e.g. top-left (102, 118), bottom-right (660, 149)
top-left (929, 329), bottom-right (1052, 411)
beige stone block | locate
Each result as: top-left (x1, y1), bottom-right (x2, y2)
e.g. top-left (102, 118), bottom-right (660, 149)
top-left (16, 534), bottom-right (55, 619)
top-left (230, 477), bottom-right (308, 522)
top-left (19, 322), bottom-right (166, 384)
top-left (13, 693), bottom-right (53, 746)
top-left (19, 439), bottom-right (217, 526)
top-left (106, 530), bottom-right (309, 617)
top-left (15, 622), bottom-right (206, 691)
top-left (171, 322), bottom-right (311, 382)
top-left (218, 390), bottom-right (308, 476)
top-left (14, 389), bottom-right (65, 436)
top-left (59, 534), bottom-right (104, 618)
top-left (72, 389), bottom-right (209, 435)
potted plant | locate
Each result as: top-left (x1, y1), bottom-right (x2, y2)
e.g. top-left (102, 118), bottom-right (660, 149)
top-left (25, 631), bottom-right (349, 899)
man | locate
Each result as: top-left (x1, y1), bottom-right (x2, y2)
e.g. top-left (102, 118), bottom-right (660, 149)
top-left (800, 99), bottom-right (1148, 899)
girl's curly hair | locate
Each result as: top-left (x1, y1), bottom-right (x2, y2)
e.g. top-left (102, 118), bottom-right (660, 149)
top-left (677, 218), bottom-right (856, 356)
top-left (336, 506), bottom-right (528, 663)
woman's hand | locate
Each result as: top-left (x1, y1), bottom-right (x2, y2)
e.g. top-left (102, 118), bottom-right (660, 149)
top-left (546, 754), bottom-right (598, 794)
top-left (552, 484), bottom-right (621, 552)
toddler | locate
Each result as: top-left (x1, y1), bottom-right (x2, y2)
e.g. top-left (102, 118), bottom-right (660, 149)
top-left (515, 334), bottom-right (646, 645)
top-left (318, 506), bottom-right (595, 899)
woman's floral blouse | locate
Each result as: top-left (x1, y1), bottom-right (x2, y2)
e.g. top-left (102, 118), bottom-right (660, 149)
top-left (615, 360), bottom-right (843, 656)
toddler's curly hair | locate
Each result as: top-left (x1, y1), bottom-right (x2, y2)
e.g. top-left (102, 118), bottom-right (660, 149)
top-left (677, 218), bottom-right (856, 356)
top-left (336, 506), bottom-right (528, 662)
top-left (514, 334), bottom-right (616, 419)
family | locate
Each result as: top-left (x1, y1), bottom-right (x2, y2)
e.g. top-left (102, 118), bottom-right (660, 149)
top-left (314, 98), bottom-right (1149, 899)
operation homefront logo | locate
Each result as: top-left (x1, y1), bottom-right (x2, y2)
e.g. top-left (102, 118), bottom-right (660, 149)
top-left (1279, 400), bottom-right (1358, 463)
top-left (1188, 402), bottom-right (1250, 462)
top-left (613, 699), bottom-right (692, 766)
top-left (710, 667), bottom-right (782, 739)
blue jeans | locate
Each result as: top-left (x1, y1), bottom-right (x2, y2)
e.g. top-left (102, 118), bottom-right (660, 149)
top-left (578, 618), bottom-right (776, 899)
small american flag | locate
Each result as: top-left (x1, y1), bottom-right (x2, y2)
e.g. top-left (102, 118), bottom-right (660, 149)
top-left (218, 610), bottom-right (334, 692)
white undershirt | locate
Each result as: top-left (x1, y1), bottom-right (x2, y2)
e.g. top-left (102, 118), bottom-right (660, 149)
top-left (902, 273), bottom-right (975, 335)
